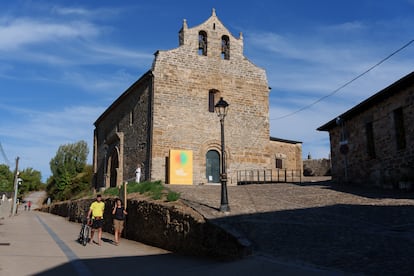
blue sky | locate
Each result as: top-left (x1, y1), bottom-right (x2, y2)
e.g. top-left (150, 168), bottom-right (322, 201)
top-left (1, 0), bottom-right (413, 181)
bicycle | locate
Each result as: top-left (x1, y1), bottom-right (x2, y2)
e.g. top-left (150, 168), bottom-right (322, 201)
top-left (78, 217), bottom-right (90, 246)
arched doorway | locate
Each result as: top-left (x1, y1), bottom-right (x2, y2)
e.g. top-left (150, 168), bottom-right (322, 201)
top-left (109, 150), bottom-right (119, 187)
top-left (206, 150), bottom-right (220, 183)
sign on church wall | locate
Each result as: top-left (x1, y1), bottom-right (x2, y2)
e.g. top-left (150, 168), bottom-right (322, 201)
top-left (169, 149), bottom-right (193, 185)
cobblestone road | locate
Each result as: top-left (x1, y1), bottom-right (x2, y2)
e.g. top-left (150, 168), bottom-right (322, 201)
top-left (168, 180), bottom-right (414, 275)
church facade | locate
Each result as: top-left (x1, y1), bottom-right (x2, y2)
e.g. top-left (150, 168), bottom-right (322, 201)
top-left (93, 10), bottom-right (302, 189)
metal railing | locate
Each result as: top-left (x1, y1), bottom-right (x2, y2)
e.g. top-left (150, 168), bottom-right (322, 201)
top-left (236, 169), bottom-right (302, 185)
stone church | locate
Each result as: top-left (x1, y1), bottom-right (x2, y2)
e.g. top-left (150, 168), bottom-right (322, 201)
top-left (93, 9), bottom-right (302, 189)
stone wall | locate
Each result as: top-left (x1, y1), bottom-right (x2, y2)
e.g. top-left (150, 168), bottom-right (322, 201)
top-left (303, 159), bottom-right (331, 176)
top-left (268, 140), bottom-right (302, 171)
top-left (151, 11), bottom-right (271, 185)
top-left (40, 197), bottom-right (250, 259)
top-left (328, 82), bottom-right (414, 189)
top-left (0, 196), bottom-right (11, 219)
top-left (94, 73), bottom-right (152, 188)
top-left (93, 11), bottom-right (302, 187)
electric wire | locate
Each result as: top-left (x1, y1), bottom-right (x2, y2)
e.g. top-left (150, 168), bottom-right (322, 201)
top-left (0, 142), bottom-right (11, 166)
top-left (230, 38), bottom-right (414, 178)
top-left (270, 38), bottom-right (414, 121)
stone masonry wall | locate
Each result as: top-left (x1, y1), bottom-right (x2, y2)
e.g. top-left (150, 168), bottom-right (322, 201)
top-left (40, 197), bottom-right (250, 259)
top-left (94, 75), bottom-right (152, 188)
top-left (268, 140), bottom-right (302, 171)
top-left (303, 159), bottom-right (331, 176)
top-left (93, 11), bottom-right (302, 187)
top-left (151, 12), bottom-right (271, 185)
top-left (329, 85), bottom-right (414, 188)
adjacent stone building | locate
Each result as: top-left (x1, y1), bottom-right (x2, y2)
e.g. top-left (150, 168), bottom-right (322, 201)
top-left (93, 9), bottom-right (302, 189)
top-left (318, 72), bottom-right (414, 189)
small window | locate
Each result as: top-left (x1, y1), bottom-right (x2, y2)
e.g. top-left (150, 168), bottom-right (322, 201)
top-left (276, 158), bottom-right (283, 169)
top-left (198, 31), bottom-right (207, 56)
top-left (365, 122), bottom-right (376, 158)
top-left (394, 107), bottom-right (406, 150)
top-left (221, 35), bottom-right (230, 60)
top-left (208, 89), bottom-right (218, 112)
top-left (129, 111), bottom-right (134, 126)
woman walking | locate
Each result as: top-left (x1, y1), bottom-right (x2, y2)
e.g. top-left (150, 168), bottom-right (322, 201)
top-left (112, 198), bottom-right (127, 245)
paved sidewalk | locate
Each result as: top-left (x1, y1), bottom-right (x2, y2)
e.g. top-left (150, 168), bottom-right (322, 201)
top-left (3, 182), bottom-right (412, 275)
top-left (0, 208), bottom-right (339, 275)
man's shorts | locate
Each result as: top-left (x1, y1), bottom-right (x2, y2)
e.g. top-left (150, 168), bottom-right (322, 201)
top-left (92, 218), bottom-right (104, 229)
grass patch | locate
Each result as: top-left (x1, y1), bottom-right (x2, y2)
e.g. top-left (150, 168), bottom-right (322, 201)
top-left (104, 180), bottom-right (180, 201)
top-left (166, 191), bottom-right (181, 202)
top-left (103, 187), bottom-right (119, 196)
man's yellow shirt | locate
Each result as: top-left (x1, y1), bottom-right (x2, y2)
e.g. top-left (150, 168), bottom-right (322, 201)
top-left (90, 201), bottom-right (105, 218)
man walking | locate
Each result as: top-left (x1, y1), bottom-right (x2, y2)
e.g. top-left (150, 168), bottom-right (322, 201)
top-left (87, 194), bottom-right (105, 245)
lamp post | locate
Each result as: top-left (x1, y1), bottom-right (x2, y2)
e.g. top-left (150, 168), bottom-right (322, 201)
top-left (11, 157), bottom-right (19, 216)
top-left (215, 97), bottom-right (230, 212)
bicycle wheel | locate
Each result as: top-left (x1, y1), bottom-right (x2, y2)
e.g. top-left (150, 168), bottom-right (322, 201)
top-left (78, 224), bottom-right (85, 244)
top-left (82, 226), bottom-right (90, 246)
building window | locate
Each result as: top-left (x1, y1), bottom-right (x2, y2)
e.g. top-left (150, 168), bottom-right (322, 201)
top-left (198, 31), bottom-right (207, 56)
top-left (221, 35), bottom-right (230, 60)
top-left (208, 89), bottom-right (219, 112)
top-left (129, 111), bottom-right (134, 126)
top-left (393, 107), bottom-right (406, 150)
top-left (365, 122), bottom-right (376, 158)
top-left (275, 158), bottom-right (283, 169)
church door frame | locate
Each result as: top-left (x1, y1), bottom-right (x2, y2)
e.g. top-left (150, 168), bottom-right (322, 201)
top-left (206, 149), bottom-right (220, 183)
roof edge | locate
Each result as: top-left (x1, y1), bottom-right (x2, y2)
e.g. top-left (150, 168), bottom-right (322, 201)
top-left (270, 136), bottom-right (302, 144)
top-left (94, 70), bottom-right (153, 126)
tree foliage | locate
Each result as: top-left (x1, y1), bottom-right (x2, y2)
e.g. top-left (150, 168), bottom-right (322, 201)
top-left (0, 164), bottom-right (43, 197)
top-left (47, 140), bottom-right (91, 201)
top-left (19, 168), bottom-right (43, 195)
top-left (0, 164), bottom-right (13, 192)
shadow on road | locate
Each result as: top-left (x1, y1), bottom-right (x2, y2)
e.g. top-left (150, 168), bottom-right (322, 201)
top-left (294, 180), bottom-right (414, 200)
top-left (37, 253), bottom-right (232, 276)
top-left (213, 203), bottom-right (414, 275)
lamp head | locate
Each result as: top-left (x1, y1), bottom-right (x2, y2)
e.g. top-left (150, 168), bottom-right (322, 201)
top-left (215, 97), bottom-right (229, 119)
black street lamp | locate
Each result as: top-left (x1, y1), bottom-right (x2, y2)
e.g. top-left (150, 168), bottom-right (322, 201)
top-left (215, 97), bottom-right (230, 212)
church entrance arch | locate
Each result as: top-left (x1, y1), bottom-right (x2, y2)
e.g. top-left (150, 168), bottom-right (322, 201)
top-left (206, 150), bottom-right (220, 183)
top-left (108, 148), bottom-right (119, 187)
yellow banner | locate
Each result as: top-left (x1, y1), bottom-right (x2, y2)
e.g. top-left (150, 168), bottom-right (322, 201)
top-left (169, 149), bottom-right (193, 185)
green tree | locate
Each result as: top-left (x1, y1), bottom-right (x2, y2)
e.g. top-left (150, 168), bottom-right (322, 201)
top-left (18, 168), bottom-right (43, 196)
top-left (47, 140), bottom-right (90, 200)
top-left (0, 164), bottom-right (13, 192)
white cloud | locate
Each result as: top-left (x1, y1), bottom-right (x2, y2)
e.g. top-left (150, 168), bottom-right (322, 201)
top-left (0, 17), bottom-right (99, 50)
top-left (61, 69), bottom-right (138, 95)
top-left (51, 5), bottom-right (124, 19)
top-left (318, 21), bottom-right (367, 33)
top-left (0, 105), bottom-right (105, 181)
top-left (52, 7), bottom-right (91, 16)
top-left (256, 20), bottom-right (414, 161)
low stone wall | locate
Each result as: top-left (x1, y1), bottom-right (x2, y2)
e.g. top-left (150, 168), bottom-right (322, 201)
top-left (0, 198), bottom-right (12, 219)
top-left (40, 197), bottom-right (250, 259)
top-left (303, 159), bottom-right (331, 176)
